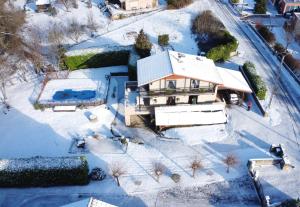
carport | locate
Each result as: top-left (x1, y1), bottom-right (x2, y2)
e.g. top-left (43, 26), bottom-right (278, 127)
top-left (216, 67), bottom-right (252, 94)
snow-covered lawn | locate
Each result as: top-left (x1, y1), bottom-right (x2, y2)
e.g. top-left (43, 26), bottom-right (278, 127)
top-left (1, 0), bottom-right (299, 206)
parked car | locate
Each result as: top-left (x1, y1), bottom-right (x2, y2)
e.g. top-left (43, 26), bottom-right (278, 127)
top-left (229, 93), bottom-right (239, 104)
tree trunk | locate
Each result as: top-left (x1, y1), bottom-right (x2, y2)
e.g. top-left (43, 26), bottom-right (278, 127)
top-left (227, 165), bottom-right (230, 173)
top-left (192, 169), bottom-right (195, 177)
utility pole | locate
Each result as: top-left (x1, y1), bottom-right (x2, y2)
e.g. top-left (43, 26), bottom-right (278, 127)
top-left (266, 53), bottom-right (289, 112)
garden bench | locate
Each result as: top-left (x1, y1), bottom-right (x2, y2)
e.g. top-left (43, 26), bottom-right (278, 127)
top-left (53, 105), bottom-right (77, 112)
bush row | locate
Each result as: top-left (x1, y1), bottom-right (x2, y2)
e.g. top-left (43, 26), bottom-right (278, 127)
top-left (63, 50), bottom-right (130, 70)
top-left (273, 42), bottom-right (300, 71)
top-left (167, 0), bottom-right (193, 9)
top-left (254, 0), bottom-right (267, 14)
top-left (242, 62), bottom-right (267, 100)
top-left (206, 31), bottom-right (238, 62)
top-left (0, 156), bottom-right (89, 187)
top-left (256, 24), bottom-right (276, 44)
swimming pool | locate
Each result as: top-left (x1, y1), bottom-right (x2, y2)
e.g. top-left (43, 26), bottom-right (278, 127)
top-left (53, 89), bottom-right (96, 101)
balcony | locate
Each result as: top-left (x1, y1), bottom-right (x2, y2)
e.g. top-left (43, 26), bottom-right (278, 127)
top-left (139, 87), bottom-right (215, 97)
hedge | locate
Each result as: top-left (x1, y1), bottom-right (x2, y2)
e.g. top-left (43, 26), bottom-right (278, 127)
top-left (64, 50), bottom-right (130, 70)
top-left (206, 31), bottom-right (238, 62)
top-left (242, 62), bottom-right (267, 100)
top-left (167, 0), bottom-right (192, 9)
top-left (0, 156), bottom-right (89, 187)
top-left (256, 24), bottom-right (276, 44)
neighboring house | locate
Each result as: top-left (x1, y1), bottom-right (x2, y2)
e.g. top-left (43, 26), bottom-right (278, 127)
top-left (36, 0), bottom-right (52, 12)
top-left (124, 50), bottom-right (252, 128)
top-left (270, 0), bottom-right (300, 14)
top-left (61, 197), bottom-right (117, 207)
top-left (291, 12), bottom-right (300, 36)
top-left (119, 0), bottom-right (158, 10)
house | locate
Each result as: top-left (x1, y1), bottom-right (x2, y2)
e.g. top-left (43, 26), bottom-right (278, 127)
top-left (61, 197), bottom-right (117, 207)
top-left (291, 12), bottom-right (300, 36)
top-left (118, 0), bottom-right (158, 10)
top-left (270, 0), bottom-right (300, 14)
top-left (36, 0), bottom-right (52, 12)
top-left (124, 50), bottom-right (252, 128)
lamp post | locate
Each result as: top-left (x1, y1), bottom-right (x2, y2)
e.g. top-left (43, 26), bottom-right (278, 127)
top-left (266, 52), bottom-right (289, 113)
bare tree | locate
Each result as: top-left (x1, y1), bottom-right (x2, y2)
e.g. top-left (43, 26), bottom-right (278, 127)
top-left (67, 18), bottom-right (84, 43)
top-left (59, 0), bottom-right (72, 11)
top-left (111, 162), bottom-right (126, 186)
top-left (87, 12), bottom-right (98, 34)
top-left (153, 161), bottom-right (165, 182)
top-left (48, 23), bottom-right (66, 47)
top-left (223, 154), bottom-right (238, 173)
top-left (189, 157), bottom-right (203, 178)
top-left (192, 10), bottom-right (225, 37)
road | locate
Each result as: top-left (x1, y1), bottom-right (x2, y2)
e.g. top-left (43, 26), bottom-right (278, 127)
top-left (212, 0), bottom-right (300, 145)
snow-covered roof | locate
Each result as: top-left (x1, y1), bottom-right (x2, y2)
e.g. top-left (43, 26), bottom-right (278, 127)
top-left (61, 197), bottom-right (117, 207)
top-left (155, 104), bottom-right (227, 126)
top-left (137, 50), bottom-right (252, 93)
top-left (36, 0), bottom-right (51, 5)
top-left (137, 50), bottom-right (172, 86)
top-left (216, 67), bottom-right (252, 93)
top-left (137, 51), bottom-right (223, 87)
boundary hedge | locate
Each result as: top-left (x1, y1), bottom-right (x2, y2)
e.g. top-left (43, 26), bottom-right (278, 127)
top-left (242, 62), bottom-right (267, 100)
top-left (64, 50), bottom-right (130, 70)
top-left (0, 156), bottom-right (89, 187)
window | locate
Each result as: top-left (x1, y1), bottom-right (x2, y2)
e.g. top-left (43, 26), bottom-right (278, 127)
top-left (190, 79), bottom-right (200, 89)
top-left (166, 80), bottom-right (176, 89)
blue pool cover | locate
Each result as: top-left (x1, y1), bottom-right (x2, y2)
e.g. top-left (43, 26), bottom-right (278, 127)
top-left (53, 89), bottom-right (96, 101)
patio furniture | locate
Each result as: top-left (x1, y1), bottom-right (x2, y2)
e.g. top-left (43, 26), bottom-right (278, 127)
top-left (89, 114), bottom-right (98, 122)
top-left (53, 105), bottom-right (76, 112)
top-left (76, 139), bottom-right (86, 148)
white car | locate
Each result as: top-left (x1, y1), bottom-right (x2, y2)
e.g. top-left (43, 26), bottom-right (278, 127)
top-left (229, 93), bottom-right (239, 104)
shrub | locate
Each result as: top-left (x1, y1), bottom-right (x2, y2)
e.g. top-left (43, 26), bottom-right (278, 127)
top-left (256, 24), bottom-right (276, 44)
top-left (192, 10), bottom-right (225, 35)
top-left (192, 11), bottom-right (237, 62)
top-left (134, 29), bottom-right (152, 58)
top-left (167, 0), bottom-right (192, 9)
top-left (284, 54), bottom-right (300, 71)
top-left (48, 6), bottom-right (57, 16)
top-left (158, 34), bottom-right (169, 46)
top-left (243, 61), bottom-right (267, 100)
top-left (230, 0), bottom-right (239, 3)
top-left (280, 198), bottom-right (300, 207)
top-left (206, 31), bottom-right (238, 62)
top-left (64, 50), bottom-right (130, 70)
top-left (0, 156), bottom-right (89, 187)
top-left (254, 0), bottom-right (267, 14)
top-left (33, 102), bottom-right (45, 111)
top-left (273, 42), bottom-right (286, 54)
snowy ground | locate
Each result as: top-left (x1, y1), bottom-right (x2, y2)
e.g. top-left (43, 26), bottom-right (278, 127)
top-left (272, 27), bottom-right (300, 60)
top-left (0, 0), bottom-right (299, 206)
top-left (256, 165), bottom-right (300, 204)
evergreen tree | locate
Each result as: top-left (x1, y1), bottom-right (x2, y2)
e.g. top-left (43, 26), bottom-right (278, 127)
top-left (134, 29), bottom-right (152, 58)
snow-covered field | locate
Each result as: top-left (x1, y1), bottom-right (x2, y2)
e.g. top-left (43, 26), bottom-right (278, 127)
top-left (0, 0), bottom-right (299, 206)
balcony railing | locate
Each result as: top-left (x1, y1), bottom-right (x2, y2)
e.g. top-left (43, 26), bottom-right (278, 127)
top-left (138, 87), bottom-right (215, 97)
